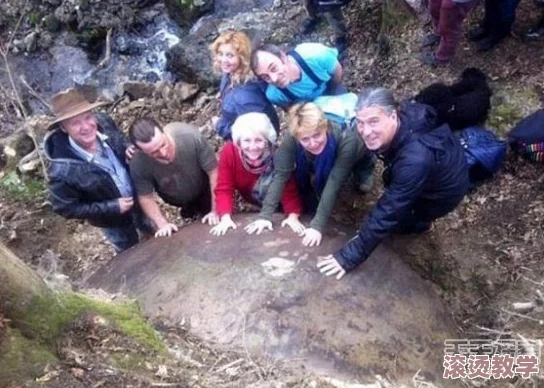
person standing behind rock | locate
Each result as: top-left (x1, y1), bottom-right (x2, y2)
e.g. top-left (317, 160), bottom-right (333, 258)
top-left (44, 89), bottom-right (153, 253)
top-left (129, 118), bottom-right (219, 238)
top-left (209, 30), bottom-right (280, 141)
top-left (210, 112), bottom-right (304, 236)
top-left (301, 0), bottom-right (350, 55)
top-left (250, 42), bottom-right (346, 109)
top-left (420, 0), bottom-right (478, 66)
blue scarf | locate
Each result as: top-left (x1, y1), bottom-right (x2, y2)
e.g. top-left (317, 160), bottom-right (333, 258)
top-left (294, 132), bottom-right (337, 206)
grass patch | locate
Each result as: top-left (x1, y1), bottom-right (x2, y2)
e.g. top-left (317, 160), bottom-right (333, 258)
top-left (0, 170), bottom-right (46, 201)
top-left (21, 291), bottom-right (167, 355)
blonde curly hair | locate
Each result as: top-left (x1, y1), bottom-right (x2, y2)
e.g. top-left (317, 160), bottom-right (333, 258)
top-left (210, 30), bottom-right (253, 85)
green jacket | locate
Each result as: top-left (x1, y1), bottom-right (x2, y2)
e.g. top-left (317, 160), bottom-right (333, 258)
top-left (259, 123), bottom-right (366, 231)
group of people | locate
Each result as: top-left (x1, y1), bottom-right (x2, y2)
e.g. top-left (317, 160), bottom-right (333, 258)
top-left (423, 0), bottom-right (544, 66)
top-left (44, 27), bottom-right (471, 279)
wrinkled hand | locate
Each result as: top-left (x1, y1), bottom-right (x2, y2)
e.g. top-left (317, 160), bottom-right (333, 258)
top-left (125, 145), bottom-right (136, 161)
top-left (317, 255), bottom-right (346, 280)
top-left (210, 214), bottom-right (237, 236)
top-left (154, 223), bottom-right (178, 238)
top-left (244, 219), bottom-right (273, 235)
top-left (118, 197), bottom-right (134, 214)
top-left (202, 211), bottom-right (219, 225)
top-left (281, 214), bottom-right (305, 235)
top-left (301, 228), bottom-right (322, 247)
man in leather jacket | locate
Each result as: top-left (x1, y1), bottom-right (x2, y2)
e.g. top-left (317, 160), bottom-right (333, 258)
top-left (44, 89), bottom-right (151, 253)
top-left (318, 87), bottom-right (469, 279)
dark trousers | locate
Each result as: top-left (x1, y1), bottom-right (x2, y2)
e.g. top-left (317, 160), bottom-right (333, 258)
top-left (102, 207), bottom-right (154, 253)
top-left (482, 0), bottom-right (522, 41)
top-left (304, 0), bottom-right (347, 40)
top-left (395, 193), bottom-right (466, 233)
top-left (430, 0), bottom-right (477, 61)
top-left (177, 182), bottom-right (212, 219)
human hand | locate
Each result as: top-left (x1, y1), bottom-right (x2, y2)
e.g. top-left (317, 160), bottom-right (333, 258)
top-left (281, 213), bottom-right (305, 235)
top-left (211, 116), bottom-right (220, 129)
top-left (210, 214), bottom-right (237, 236)
top-left (317, 254), bottom-right (346, 280)
top-left (125, 145), bottom-right (136, 161)
top-left (202, 211), bottom-right (219, 225)
top-left (154, 223), bottom-right (178, 238)
top-left (244, 219), bottom-right (273, 235)
top-left (118, 197), bottom-right (134, 214)
top-left (301, 228), bottom-right (322, 247)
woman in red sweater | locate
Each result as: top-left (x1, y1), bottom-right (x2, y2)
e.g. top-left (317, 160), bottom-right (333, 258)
top-left (210, 112), bottom-right (304, 236)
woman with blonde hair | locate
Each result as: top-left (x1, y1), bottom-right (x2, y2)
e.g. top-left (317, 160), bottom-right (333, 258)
top-left (245, 103), bottom-right (375, 246)
top-left (210, 112), bottom-right (304, 236)
top-left (210, 30), bottom-right (279, 140)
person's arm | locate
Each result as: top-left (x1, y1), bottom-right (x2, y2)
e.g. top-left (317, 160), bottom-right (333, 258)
top-left (309, 132), bottom-right (358, 232)
top-left (138, 195), bottom-right (169, 229)
top-left (207, 167), bottom-right (218, 213)
top-left (214, 145), bottom-right (236, 216)
top-left (333, 148), bottom-right (432, 272)
top-left (49, 177), bottom-right (121, 219)
top-left (258, 136), bottom-right (297, 222)
top-left (195, 132), bottom-right (219, 224)
top-left (330, 62), bottom-right (343, 90)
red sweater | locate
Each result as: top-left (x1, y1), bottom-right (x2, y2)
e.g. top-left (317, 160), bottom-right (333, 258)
top-left (215, 143), bottom-right (302, 216)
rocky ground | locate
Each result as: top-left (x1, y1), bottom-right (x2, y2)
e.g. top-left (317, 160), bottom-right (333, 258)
top-left (1, 0), bottom-right (544, 387)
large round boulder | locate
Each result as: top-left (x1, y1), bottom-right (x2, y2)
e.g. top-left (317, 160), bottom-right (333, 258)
top-left (88, 214), bottom-right (456, 385)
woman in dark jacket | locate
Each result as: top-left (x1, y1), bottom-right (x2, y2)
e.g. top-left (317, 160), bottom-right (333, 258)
top-left (209, 30), bottom-right (279, 140)
top-left (318, 88), bottom-right (470, 279)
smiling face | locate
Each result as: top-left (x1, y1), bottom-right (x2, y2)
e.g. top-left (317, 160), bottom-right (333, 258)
top-left (135, 127), bottom-right (176, 164)
top-left (355, 106), bottom-right (399, 151)
top-left (296, 127), bottom-right (328, 155)
top-left (60, 110), bottom-right (98, 152)
top-left (215, 43), bottom-right (241, 74)
top-left (239, 133), bottom-right (268, 162)
top-left (253, 50), bottom-right (290, 88)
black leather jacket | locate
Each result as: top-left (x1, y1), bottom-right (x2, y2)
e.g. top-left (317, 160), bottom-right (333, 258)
top-left (44, 112), bottom-right (133, 228)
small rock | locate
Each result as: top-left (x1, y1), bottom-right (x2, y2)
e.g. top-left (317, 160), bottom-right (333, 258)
top-left (24, 31), bottom-right (39, 52)
top-left (122, 81), bottom-right (156, 100)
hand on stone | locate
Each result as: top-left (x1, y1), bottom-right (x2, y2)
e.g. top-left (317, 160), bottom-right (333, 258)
top-left (244, 219), bottom-right (273, 235)
top-left (317, 255), bottom-right (346, 280)
top-left (118, 197), bottom-right (134, 214)
top-left (281, 213), bottom-right (305, 235)
top-left (210, 214), bottom-right (237, 236)
top-left (301, 228), bottom-right (322, 247)
top-left (202, 211), bottom-right (219, 225)
top-left (154, 223), bottom-right (178, 238)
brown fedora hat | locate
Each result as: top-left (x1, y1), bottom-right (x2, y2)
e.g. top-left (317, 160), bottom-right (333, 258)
top-left (48, 88), bottom-right (108, 130)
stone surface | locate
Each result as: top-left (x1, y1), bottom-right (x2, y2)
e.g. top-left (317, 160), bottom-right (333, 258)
top-left (87, 214), bottom-right (457, 385)
top-left (163, 0), bottom-right (214, 28)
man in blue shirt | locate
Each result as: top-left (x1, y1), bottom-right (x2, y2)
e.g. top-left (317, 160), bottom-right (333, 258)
top-left (250, 42), bottom-right (345, 109)
top-left (44, 88), bottom-right (152, 253)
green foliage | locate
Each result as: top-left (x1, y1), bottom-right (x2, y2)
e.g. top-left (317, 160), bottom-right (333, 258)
top-left (22, 291), bottom-right (167, 354)
top-left (0, 170), bottom-right (46, 200)
top-left (27, 10), bottom-right (41, 26)
top-left (0, 327), bottom-right (57, 382)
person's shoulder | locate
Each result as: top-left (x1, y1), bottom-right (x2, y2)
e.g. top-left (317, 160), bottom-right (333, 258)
top-left (165, 122), bottom-right (199, 135)
top-left (294, 43), bottom-right (338, 61)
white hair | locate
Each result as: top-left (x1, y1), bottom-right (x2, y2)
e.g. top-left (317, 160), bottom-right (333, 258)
top-left (231, 112), bottom-right (277, 145)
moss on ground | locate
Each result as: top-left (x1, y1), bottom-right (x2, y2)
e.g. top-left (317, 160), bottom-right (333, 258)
top-left (20, 291), bottom-right (167, 354)
top-left (0, 170), bottom-right (46, 201)
top-left (0, 327), bottom-right (57, 382)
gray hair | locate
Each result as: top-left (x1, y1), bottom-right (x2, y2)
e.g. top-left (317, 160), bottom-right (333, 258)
top-left (356, 87), bottom-right (397, 115)
top-left (231, 112), bottom-right (277, 145)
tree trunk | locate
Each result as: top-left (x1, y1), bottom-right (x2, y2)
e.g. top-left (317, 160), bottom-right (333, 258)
top-left (0, 242), bottom-right (55, 338)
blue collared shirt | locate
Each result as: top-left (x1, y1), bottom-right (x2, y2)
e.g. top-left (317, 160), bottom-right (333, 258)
top-left (69, 133), bottom-right (133, 197)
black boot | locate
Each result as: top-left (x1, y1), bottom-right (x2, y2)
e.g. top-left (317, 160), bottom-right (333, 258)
top-left (302, 18), bottom-right (319, 35)
top-left (468, 26), bottom-right (488, 42)
top-left (335, 37), bottom-right (348, 56)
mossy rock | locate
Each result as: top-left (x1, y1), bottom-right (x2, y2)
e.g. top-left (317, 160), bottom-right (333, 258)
top-left (0, 327), bottom-right (57, 384)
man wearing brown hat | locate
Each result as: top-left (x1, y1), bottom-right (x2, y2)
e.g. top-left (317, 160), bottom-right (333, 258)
top-left (44, 88), bottom-right (151, 253)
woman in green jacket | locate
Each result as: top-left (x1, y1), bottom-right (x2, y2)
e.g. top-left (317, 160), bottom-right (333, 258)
top-left (245, 102), bottom-right (375, 246)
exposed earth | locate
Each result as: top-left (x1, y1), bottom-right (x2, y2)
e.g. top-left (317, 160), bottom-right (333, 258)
top-left (1, 0), bottom-right (544, 387)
